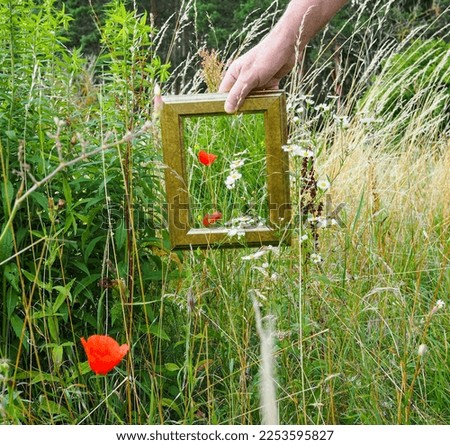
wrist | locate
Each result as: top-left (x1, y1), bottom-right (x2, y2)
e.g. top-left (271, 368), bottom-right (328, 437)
top-left (272, 0), bottom-right (348, 51)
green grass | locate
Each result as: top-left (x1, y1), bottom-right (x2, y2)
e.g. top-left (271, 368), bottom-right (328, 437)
top-left (184, 113), bottom-right (267, 229)
top-left (0, 0), bottom-right (449, 425)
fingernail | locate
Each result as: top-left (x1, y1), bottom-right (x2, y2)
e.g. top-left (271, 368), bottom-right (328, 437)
top-left (224, 102), bottom-right (236, 114)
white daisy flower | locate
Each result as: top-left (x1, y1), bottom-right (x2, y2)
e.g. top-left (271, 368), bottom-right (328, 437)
top-left (282, 144), bottom-right (314, 158)
top-left (310, 253), bottom-right (323, 264)
top-left (314, 103), bottom-right (331, 112)
top-left (317, 179), bottom-right (330, 191)
top-left (225, 171), bottom-right (242, 189)
top-left (230, 158), bottom-right (245, 170)
top-left (228, 228), bottom-right (245, 239)
top-left (418, 344), bottom-right (428, 357)
top-left (242, 249), bottom-right (267, 261)
top-left (334, 114), bottom-right (350, 128)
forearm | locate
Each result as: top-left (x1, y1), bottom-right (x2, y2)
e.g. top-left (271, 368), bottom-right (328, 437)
top-left (268, 0), bottom-right (348, 53)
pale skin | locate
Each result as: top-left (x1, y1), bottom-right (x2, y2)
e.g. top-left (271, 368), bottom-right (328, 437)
top-left (218, 0), bottom-right (348, 113)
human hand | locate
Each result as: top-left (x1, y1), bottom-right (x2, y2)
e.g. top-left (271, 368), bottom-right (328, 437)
top-left (218, 38), bottom-right (296, 113)
top-left (218, 0), bottom-right (348, 114)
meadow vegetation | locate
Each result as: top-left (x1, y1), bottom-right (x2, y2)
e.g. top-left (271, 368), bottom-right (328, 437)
top-left (0, 0), bottom-right (449, 425)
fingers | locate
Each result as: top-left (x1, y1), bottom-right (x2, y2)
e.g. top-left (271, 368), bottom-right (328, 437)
top-left (219, 61), bottom-right (255, 113)
top-left (218, 67), bottom-right (237, 94)
top-left (223, 77), bottom-right (253, 113)
top-left (218, 63), bottom-right (247, 113)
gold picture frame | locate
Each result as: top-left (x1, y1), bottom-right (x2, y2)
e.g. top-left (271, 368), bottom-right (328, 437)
top-left (160, 90), bottom-right (291, 249)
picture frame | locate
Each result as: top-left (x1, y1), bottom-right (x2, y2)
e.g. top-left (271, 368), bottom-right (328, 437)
top-left (160, 90), bottom-right (291, 249)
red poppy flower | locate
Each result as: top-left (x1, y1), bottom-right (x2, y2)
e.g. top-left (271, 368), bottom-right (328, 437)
top-left (203, 211), bottom-right (222, 227)
top-left (81, 335), bottom-right (129, 375)
top-left (198, 150), bottom-right (217, 166)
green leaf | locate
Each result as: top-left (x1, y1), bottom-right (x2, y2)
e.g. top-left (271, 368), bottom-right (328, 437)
top-left (1, 180), bottom-right (14, 216)
top-left (62, 177), bottom-right (73, 207)
top-left (30, 192), bottom-right (49, 211)
top-left (52, 345), bottom-right (64, 369)
top-left (148, 324), bottom-right (170, 341)
top-left (84, 235), bottom-right (106, 264)
top-left (115, 220), bottom-right (127, 251)
top-left (0, 224), bottom-right (13, 263)
top-left (160, 398), bottom-right (182, 418)
top-left (164, 363), bottom-right (180, 372)
top-left (31, 372), bottom-right (59, 385)
top-left (5, 130), bottom-right (16, 140)
top-left (22, 269), bottom-right (53, 291)
top-left (53, 284), bottom-right (73, 312)
top-left (3, 262), bottom-right (19, 294)
top-left (6, 287), bottom-right (20, 318)
top-left (39, 396), bottom-right (69, 419)
top-left (48, 316), bottom-right (60, 343)
top-left (10, 313), bottom-right (24, 339)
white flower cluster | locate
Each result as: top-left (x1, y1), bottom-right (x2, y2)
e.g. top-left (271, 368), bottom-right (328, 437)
top-left (251, 262), bottom-right (280, 283)
top-left (334, 114), bottom-right (350, 128)
top-left (314, 103), bottom-right (331, 113)
top-left (225, 155), bottom-right (246, 190)
top-left (282, 143), bottom-right (315, 158)
top-left (310, 253), bottom-right (323, 264)
top-left (241, 245), bottom-right (280, 261)
top-left (227, 215), bottom-right (266, 239)
top-left (225, 170), bottom-right (242, 190)
top-left (307, 216), bottom-right (338, 229)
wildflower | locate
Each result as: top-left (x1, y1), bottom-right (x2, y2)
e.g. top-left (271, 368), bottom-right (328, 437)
top-left (253, 266), bottom-right (269, 277)
top-left (334, 114), bottom-right (350, 128)
top-left (242, 245), bottom-right (280, 261)
top-left (282, 143), bottom-right (314, 158)
top-left (81, 335), bottom-right (129, 375)
top-left (227, 227), bottom-right (245, 238)
top-left (431, 299), bottom-right (445, 315)
top-left (316, 217), bottom-right (338, 229)
top-left (202, 211), bottom-right (222, 227)
top-left (314, 103), bottom-right (331, 112)
top-left (225, 170), bottom-right (242, 189)
top-left (198, 150), bottom-right (217, 166)
top-left (242, 249), bottom-right (268, 261)
top-left (418, 344), bottom-right (428, 357)
top-left (229, 158), bottom-right (245, 170)
top-left (270, 272), bottom-right (280, 282)
top-left (310, 253), bottom-right (323, 264)
top-left (317, 179), bottom-right (330, 191)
